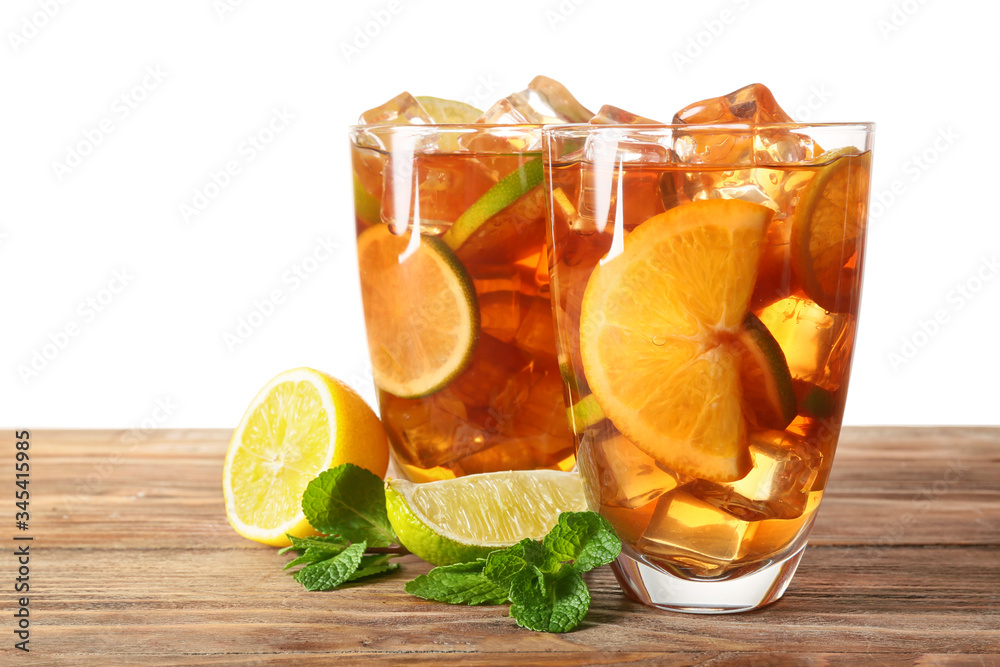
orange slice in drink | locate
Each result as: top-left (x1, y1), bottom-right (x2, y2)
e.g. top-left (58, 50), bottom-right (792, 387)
top-left (791, 148), bottom-right (872, 313)
top-left (357, 225), bottom-right (479, 398)
top-left (579, 199), bottom-right (772, 482)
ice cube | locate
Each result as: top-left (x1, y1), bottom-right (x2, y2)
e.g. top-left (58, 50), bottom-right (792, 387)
top-left (469, 262), bottom-right (539, 297)
top-left (587, 106), bottom-right (672, 164)
top-left (688, 430), bottom-right (822, 521)
top-left (507, 75), bottom-right (593, 124)
top-left (450, 356), bottom-right (574, 474)
top-left (669, 84), bottom-right (821, 219)
top-left (478, 290), bottom-right (528, 344)
top-left (672, 82), bottom-right (820, 164)
top-left (637, 489), bottom-right (756, 565)
top-left (741, 489), bottom-right (823, 560)
top-left (578, 430), bottom-right (683, 510)
top-left (754, 295), bottom-right (856, 393)
top-left (597, 503), bottom-right (656, 548)
top-left (359, 91), bottom-right (433, 126)
top-left (453, 431), bottom-right (574, 476)
top-left (448, 333), bottom-right (534, 410)
top-left (459, 76), bottom-right (591, 158)
top-left (476, 98), bottom-right (534, 125)
top-left (459, 99), bottom-right (541, 164)
top-left (491, 355), bottom-right (570, 438)
top-left (379, 389), bottom-right (493, 470)
top-left (673, 83), bottom-right (793, 126)
top-left (589, 105), bottom-right (663, 125)
top-left (513, 295), bottom-right (557, 361)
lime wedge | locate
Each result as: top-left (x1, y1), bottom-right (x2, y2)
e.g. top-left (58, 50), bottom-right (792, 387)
top-left (567, 394), bottom-right (605, 434)
top-left (415, 96), bottom-right (483, 124)
top-left (385, 470), bottom-right (587, 565)
top-left (441, 158), bottom-right (543, 251)
top-left (352, 174), bottom-right (380, 226)
top-left (738, 312), bottom-right (796, 430)
top-left (791, 147), bottom-right (871, 312)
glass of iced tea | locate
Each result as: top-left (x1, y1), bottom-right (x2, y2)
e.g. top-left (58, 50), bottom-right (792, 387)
top-left (543, 87), bottom-right (874, 612)
top-left (349, 81), bottom-right (593, 482)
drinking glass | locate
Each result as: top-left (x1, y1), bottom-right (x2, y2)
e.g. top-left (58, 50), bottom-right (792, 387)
top-left (349, 124), bottom-right (576, 482)
top-left (543, 123), bottom-right (874, 612)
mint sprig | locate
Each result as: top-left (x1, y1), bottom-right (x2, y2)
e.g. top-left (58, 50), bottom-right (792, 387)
top-left (408, 512), bottom-right (622, 633)
top-left (282, 464), bottom-right (404, 591)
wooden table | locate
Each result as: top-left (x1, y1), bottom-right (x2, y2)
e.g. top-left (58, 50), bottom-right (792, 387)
top-left (7, 427), bottom-right (999, 664)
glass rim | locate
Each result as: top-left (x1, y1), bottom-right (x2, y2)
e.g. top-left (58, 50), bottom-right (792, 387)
top-left (350, 121), bottom-right (875, 133)
top-left (542, 121), bottom-right (876, 133)
top-left (349, 123), bottom-right (544, 133)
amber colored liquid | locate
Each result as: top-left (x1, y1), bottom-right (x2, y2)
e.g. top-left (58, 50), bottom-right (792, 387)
top-left (548, 154), bottom-right (868, 578)
top-left (352, 144), bottom-right (576, 482)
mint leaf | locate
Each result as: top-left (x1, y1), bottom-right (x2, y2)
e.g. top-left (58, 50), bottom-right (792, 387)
top-left (301, 464), bottom-right (396, 547)
top-left (284, 546), bottom-right (346, 571)
top-left (292, 541), bottom-right (367, 591)
top-left (406, 560), bottom-right (508, 605)
top-left (280, 534), bottom-right (351, 569)
top-left (543, 511), bottom-right (621, 572)
top-left (509, 566), bottom-right (590, 633)
top-left (278, 534), bottom-right (350, 556)
top-left (348, 554), bottom-right (399, 582)
top-left (483, 539), bottom-right (554, 590)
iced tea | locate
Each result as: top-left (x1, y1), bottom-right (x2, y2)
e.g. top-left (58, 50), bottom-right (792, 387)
top-left (544, 87), bottom-right (873, 610)
top-left (351, 126), bottom-right (580, 482)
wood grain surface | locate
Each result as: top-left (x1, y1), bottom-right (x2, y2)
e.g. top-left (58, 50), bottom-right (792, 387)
top-left (3, 426), bottom-right (998, 665)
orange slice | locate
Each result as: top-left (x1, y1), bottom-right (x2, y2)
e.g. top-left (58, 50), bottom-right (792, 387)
top-left (791, 148), bottom-right (872, 313)
top-left (357, 225), bottom-right (479, 398)
top-left (579, 199), bottom-right (771, 482)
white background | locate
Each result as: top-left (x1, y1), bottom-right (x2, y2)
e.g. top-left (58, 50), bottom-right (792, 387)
top-left (2, 0), bottom-right (997, 429)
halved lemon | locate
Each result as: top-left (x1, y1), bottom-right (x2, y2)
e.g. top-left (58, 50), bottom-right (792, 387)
top-left (357, 225), bottom-right (479, 398)
top-left (791, 148), bottom-right (872, 313)
top-left (223, 368), bottom-right (389, 546)
top-left (385, 470), bottom-right (587, 566)
top-left (579, 199), bottom-right (772, 482)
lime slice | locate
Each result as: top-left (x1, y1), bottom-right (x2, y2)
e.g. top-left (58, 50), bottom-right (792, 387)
top-left (415, 96), bottom-right (483, 124)
top-left (791, 147), bottom-right (871, 312)
top-left (579, 199), bottom-right (771, 482)
top-left (357, 225), bottom-right (479, 398)
top-left (441, 157), bottom-right (543, 251)
top-left (352, 174), bottom-right (380, 226)
top-left (737, 313), bottom-right (796, 430)
top-left (567, 394), bottom-right (605, 434)
top-left (385, 470), bottom-right (587, 565)
top-left (793, 379), bottom-right (837, 419)
top-left (223, 368), bottom-right (389, 546)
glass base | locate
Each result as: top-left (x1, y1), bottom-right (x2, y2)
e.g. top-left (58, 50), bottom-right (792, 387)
top-left (611, 543), bottom-right (807, 614)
